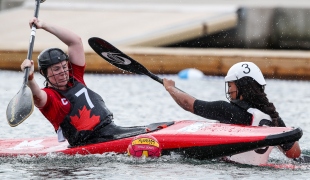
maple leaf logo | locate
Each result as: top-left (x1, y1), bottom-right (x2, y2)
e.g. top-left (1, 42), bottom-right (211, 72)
top-left (70, 105), bottom-right (100, 131)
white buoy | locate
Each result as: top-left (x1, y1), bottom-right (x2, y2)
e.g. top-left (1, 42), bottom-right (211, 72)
top-left (178, 68), bottom-right (204, 79)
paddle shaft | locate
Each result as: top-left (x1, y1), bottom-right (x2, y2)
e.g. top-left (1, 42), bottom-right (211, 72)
top-left (24, 0), bottom-right (42, 85)
top-left (6, 0), bottom-right (44, 127)
top-left (145, 70), bottom-right (163, 84)
top-left (147, 72), bottom-right (187, 93)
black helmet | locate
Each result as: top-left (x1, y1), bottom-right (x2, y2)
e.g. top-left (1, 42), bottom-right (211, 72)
top-left (38, 48), bottom-right (69, 71)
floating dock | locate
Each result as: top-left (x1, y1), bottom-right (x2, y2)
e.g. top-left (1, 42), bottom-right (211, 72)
top-left (1, 0), bottom-right (310, 80)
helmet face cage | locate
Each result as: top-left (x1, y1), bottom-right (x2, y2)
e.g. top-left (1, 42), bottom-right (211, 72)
top-left (43, 60), bottom-right (74, 89)
top-left (49, 60), bottom-right (73, 88)
top-left (225, 81), bottom-right (231, 101)
top-left (225, 80), bottom-right (240, 101)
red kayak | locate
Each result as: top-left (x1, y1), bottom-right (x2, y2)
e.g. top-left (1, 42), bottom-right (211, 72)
top-left (0, 120), bottom-right (302, 159)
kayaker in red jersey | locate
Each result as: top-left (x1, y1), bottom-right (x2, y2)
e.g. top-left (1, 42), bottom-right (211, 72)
top-left (163, 62), bottom-right (301, 159)
top-left (20, 17), bottom-right (146, 146)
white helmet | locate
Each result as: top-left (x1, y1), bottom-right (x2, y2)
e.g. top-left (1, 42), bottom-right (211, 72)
top-left (225, 62), bottom-right (266, 85)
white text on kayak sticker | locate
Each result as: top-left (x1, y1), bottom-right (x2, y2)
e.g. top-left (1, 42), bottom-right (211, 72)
top-left (177, 122), bottom-right (211, 132)
top-left (9, 140), bottom-right (44, 150)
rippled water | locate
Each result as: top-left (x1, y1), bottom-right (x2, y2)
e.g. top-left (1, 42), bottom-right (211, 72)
top-left (1, 70), bottom-right (310, 179)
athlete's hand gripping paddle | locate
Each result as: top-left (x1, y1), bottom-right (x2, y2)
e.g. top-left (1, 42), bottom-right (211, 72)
top-left (6, 0), bottom-right (46, 127)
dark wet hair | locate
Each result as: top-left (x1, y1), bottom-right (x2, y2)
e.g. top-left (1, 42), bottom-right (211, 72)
top-left (235, 77), bottom-right (280, 126)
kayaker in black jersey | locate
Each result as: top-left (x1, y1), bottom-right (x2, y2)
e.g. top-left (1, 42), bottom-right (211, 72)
top-left (163, 61), bottom-right (301, 159)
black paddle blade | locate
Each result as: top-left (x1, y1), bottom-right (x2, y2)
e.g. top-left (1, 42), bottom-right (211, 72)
top-left (88, 37), bottom-right (163, 84)
top-left (88, 37), bottom-right (145, 75)
top-left (6, 85), bottom-right (34, 127)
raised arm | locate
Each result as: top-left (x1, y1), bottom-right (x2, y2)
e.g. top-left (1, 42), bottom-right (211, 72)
top-left (29, 17), bottom-right (85, 66)
top-left (163, 78), bottom-right (196, 113)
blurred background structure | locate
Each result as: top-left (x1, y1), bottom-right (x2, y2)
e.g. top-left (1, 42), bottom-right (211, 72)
top-left (1, 0), bottom-right (310, 79)
top-left (0, 0), bottom-right (23, 10)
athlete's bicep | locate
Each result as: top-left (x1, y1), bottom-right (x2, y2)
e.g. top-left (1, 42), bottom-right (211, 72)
top-left (68, 41), bottom-right (85, 67)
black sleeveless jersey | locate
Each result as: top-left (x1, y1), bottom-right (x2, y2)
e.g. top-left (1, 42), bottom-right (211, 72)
top-left (57, 80), bottom-right (113, 146)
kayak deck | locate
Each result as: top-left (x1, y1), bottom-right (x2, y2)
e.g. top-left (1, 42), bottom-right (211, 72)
top-left (0, 120), bottom-right (303, 159)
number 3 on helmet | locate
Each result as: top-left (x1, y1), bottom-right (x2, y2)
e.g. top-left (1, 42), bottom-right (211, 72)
top-left (224, 62), bottom-right (266, 86)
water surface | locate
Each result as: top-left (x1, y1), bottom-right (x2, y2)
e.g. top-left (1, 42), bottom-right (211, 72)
top-left (1, 70), bottom-right (310, 179)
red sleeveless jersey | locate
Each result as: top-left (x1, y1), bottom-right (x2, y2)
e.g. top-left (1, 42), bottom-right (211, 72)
top-left (39, 64), bottom-right (85, 131)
